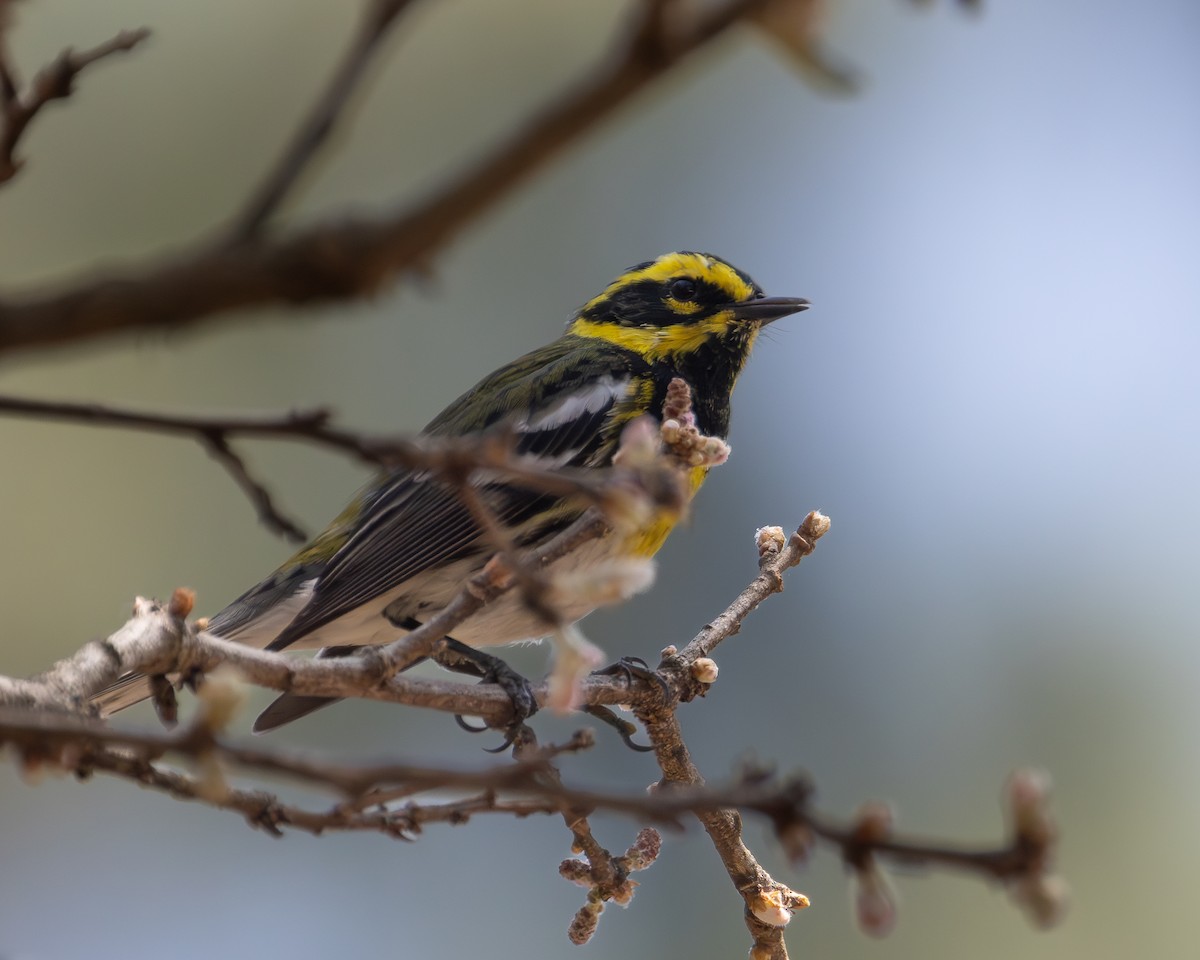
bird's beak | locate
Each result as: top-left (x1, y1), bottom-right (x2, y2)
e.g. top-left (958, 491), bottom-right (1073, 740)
top-left (729, 296), bottom-right (810, 325)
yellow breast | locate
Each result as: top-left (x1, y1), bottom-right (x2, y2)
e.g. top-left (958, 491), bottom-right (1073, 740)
top-left (625, 465), bottom-right (709, 557)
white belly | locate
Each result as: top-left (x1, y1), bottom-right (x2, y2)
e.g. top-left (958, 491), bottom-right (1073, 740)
top-left (214, 532), bottom-right (625, 653)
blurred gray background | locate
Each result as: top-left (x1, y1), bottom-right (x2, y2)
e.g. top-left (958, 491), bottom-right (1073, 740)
top-left (2, 0), bottom-right (1197, 957)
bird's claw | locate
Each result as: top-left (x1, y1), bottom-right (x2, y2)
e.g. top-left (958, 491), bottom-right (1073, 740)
top-left (592, 656), bottom-right (670, 701)
top-left (438, 639), bottom-right (539, 752)
top-left (584, 704), bottom-right (655, 752)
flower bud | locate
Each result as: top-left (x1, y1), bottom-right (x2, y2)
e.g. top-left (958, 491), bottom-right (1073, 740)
top-left (1006, 768), bottom-right (1055, 846)
top-left (749, 886), bottom-right (809, 927)
top-left (1009, 873), bottom-right (1070, 929)
top-left (691, 657), bottom-right (719, 684)
top-left (853, 861), bottom-right (897, 938)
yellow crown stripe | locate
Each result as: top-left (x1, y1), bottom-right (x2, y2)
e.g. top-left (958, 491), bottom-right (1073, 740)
top-left (580, 252), bottom-right (757, 315)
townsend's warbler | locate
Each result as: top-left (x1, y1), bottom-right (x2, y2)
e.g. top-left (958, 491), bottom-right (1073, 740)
top-left (94, 251), bottom-right (807, 731)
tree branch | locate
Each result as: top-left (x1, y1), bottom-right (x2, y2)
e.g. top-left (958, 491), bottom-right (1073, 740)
top-left (0, 27), bottom-right (150, 184)
top-left (230, 0), bottom-right (420, 239)
top-left (637, 663), bottom-right (810, 958)
top-left (0, 703), bottom-right (1061, 933)
top-left (0, 0), bottom-right (778, 357)
top-left (0, 393), bottom-right (671, 542)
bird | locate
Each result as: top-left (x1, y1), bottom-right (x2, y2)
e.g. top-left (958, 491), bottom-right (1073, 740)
top-left (92, 251), bottom-right (808, 732)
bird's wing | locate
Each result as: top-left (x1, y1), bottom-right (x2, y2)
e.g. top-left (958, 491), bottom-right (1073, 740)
top-left (266, 340), bottom-right (642, 651)
top-left (205, 484), bottom-right (383, 643)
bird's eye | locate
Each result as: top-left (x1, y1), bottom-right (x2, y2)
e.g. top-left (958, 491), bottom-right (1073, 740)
top-left (669, 278), bottom-right (698, 302)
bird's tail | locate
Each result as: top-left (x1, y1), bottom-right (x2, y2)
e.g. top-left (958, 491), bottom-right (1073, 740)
top-left (252, 693), bottom-right (342, 732)
top-left (91, 672), bottom-right (163, 717)
top-left (250, 644), bottom-right (359, 732)
top-left (93, 673), bottom-right (342, 730)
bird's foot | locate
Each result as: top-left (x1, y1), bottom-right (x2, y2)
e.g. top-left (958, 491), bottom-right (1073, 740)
top-left (584, 657), bottom-right (670, 752)
top-left (437, 639), bottom-right (538, 753)
top-left (591, 656), bottom-right (670, 701)
top-left (582, 704), bottom-right (655, 752)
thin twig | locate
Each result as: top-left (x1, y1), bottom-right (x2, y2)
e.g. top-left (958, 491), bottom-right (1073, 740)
top-left (0, 27), bottom-right (150, 184)
top-left (0, 393), bottom-right (632, 541)
top-left (638, 692), bottom-right (805, 959)
top-left (199, 432), bottom-right (309, 541)
top-left (624, 511), bottom-right (830, 960)
top-left (673, 512), bottom-right (830, 669)
top-left (231, 0), bottom-right (420, 238)
top-left (0, 393), bottom-right (630, 496)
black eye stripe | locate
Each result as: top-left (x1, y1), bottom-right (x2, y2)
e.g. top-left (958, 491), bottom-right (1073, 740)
top-left (578, 272), bottom-right (758, 328)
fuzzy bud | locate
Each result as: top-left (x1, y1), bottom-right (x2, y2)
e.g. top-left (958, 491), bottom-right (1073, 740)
top-left (624, 827), bottom-right (662, 870)
top-left (1006, 768), bottom-right (1055, 846)
top-left (612, 416), bottom-right (661, 469)
top-left (193, 751), bottom-right (230, 804)
top-left (756, 525), bottom-right (787, 559)
top-left (702, 436), bottom-right (731, 466)
top-left (167, 587), bottom-right (195, 619)
top-left (1009, 873), bottom-right (1070, 929)
top-left (597, 484), bottom-right (655, 534)
top-left (690, 657), bottom-right (719, 684)
top-left (194, 665), bottom-right (248, 734)
top-left (558, 859), bottom-right (593, 887)
top-left (547, 625), bottom-right (605, 713)
top-left (800, 510), bottom-right (831, 541)
top-left (19, 749), bottom-right (45, 785)
top-left (749, 886), bottom-right (809, 927)
top-left (662, 378), bottom-right (695, 422)
top-left (550, 557), bottom-right (656, 610)
top-left (567, 896), bottom-right (603, 945)
top-left (853, 860), bottom-right (897, 938)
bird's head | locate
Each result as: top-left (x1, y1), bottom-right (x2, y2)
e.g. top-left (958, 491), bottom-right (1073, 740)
top-left (567, 251), bottom-right (808, 362)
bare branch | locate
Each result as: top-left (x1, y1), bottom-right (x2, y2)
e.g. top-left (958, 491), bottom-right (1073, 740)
top-left (637, 675), bottom-right (808, 958)
top-left (0, 0), bottom-right (775, 357)
top-left (231, 0), bottom-right (420, 238)
top-left (0, 393), bottom-right (657, 541)
top-left (198, 431), bottom-right (310, 542)
top-left (0, 704), bottom-right (1058, 929)
top-left (678, 512), bottom-right (830, 663)
top-left (0, 27), bottom-right (150, 184)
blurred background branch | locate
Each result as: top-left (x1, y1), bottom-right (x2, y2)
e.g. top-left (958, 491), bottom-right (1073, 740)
top-left (0, 0), bottom-right (814, 359)
top-left (0, 23), bottom-right (150, 184)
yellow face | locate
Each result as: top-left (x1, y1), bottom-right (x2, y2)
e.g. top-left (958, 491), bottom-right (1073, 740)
top-left (568, 252), bottom-right (766, 362)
